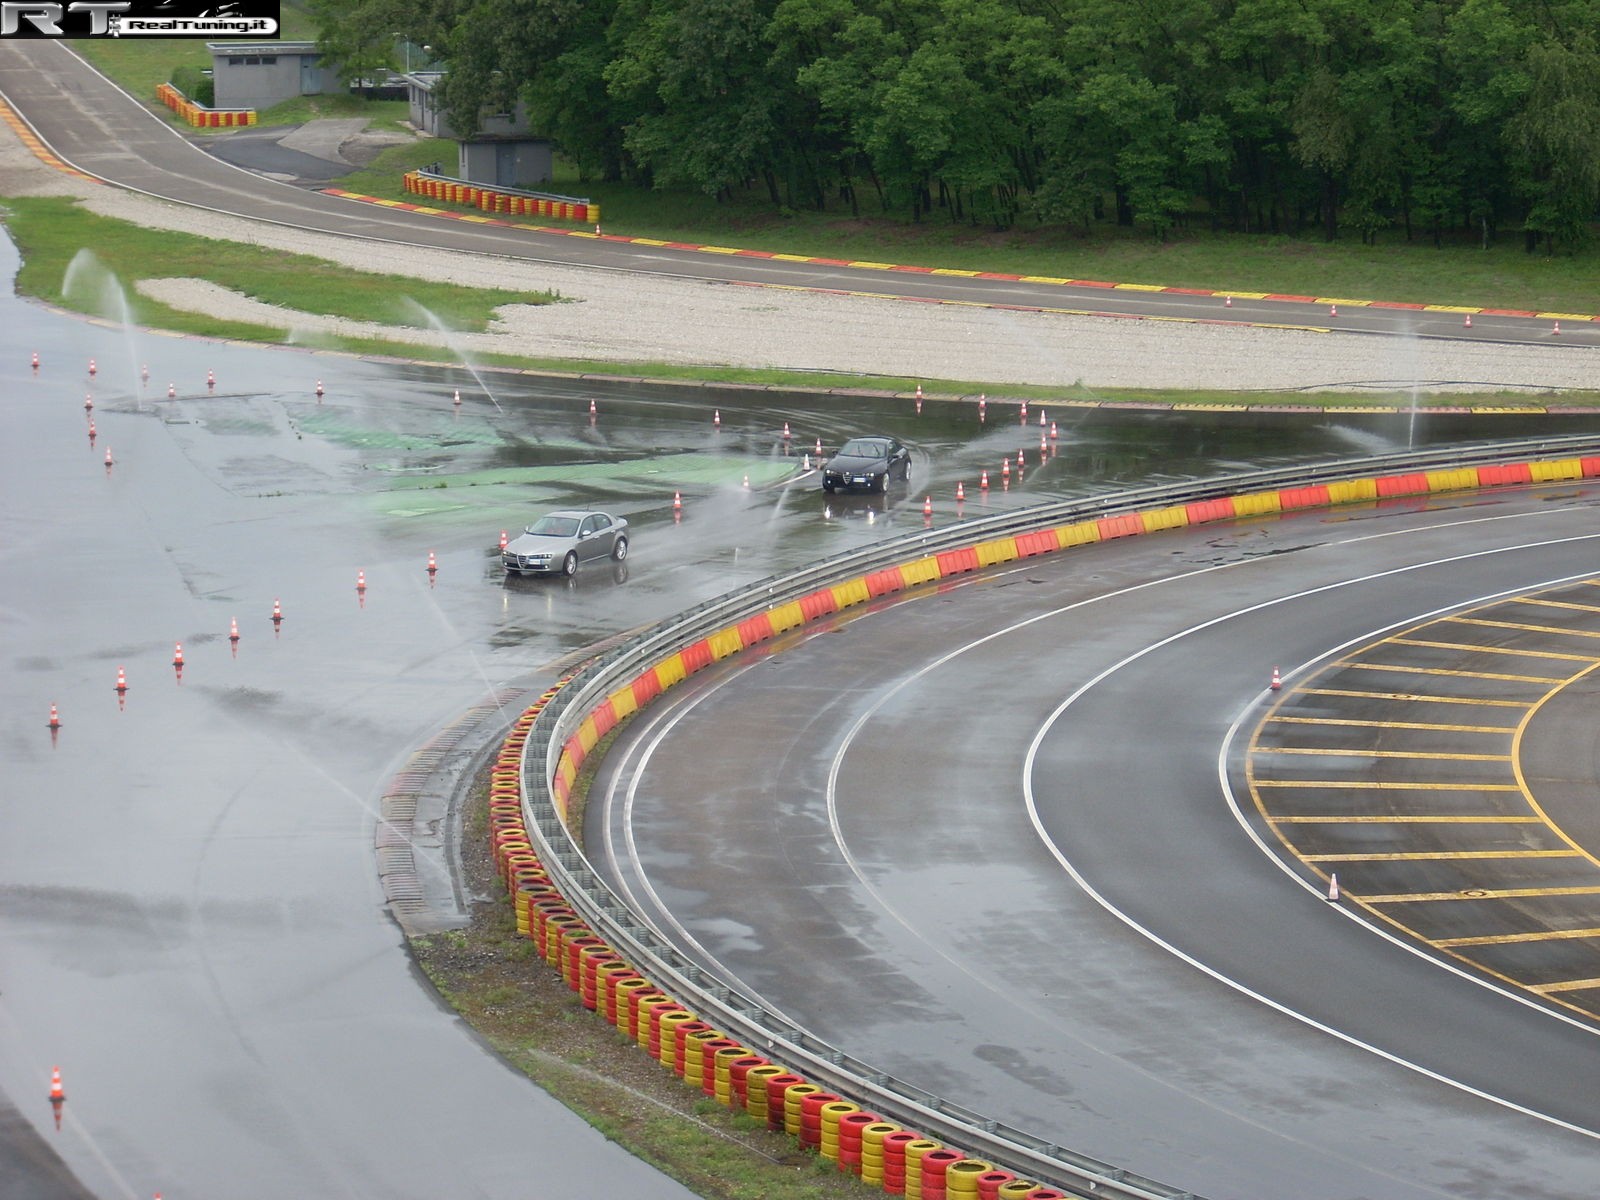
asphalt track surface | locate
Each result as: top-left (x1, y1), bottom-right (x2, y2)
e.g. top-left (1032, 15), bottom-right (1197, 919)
top-left (1, 39), bottom-right (1597, 351)
top-left (591, 488), bottom-right (1600, 1199)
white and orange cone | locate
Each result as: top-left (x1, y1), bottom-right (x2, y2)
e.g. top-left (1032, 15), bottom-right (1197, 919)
top-left (1270, 666), bottom-right (1281, 690)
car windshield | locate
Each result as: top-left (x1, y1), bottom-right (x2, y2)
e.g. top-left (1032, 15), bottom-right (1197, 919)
top-left (525, 515), bottom-right (580, 537)
top-left (839, 439), bottom-right (886, 458)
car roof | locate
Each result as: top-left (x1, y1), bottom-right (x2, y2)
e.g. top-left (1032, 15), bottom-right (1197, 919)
top-left (542, 509), bottom-right (610, 519)
top-left (841, 435), bottom-right (894, 446)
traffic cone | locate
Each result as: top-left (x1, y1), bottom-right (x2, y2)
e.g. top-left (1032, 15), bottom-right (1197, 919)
top-left (31, 350), bottom-right (39, 370)
top-left (1039, 408), bottom-right (1046, 426)
top-left (915, 384), bottom-right (923, 401)
top-left (742, 474), bottom-right (750, 489)
top-left (229, 618), bottom-right (240, 644)
top-left (315, 379), bottom-right (324, 399)
top-left (114, 666), bottom-right (128, 693)
top-left (1463, 314), bottom-right (1472, 328)
top-left (589, 398), bottom-right (597, 416)
top-left (802, 452), bottom-right (810, 469)
top-left (956, 481), bottom-right (965, 502)
top-left (88, 357), bottom-right (96, 377)
top-left (104, 446), bottom-right (113, 468)
top-left (978, 395), bottom-right (987, 421)
top-left (1329, 304), bottom-right (1338, 317)
top-left (173, 642), bottom-right (184, 668)
top-left (167, 383), bottom-right (175, 398)
top-left (1224, 295), bottom-right (1232, 307)
top-left (47, 703), bottom-right (61, 730)
top-left (84, 392), bottom-right (93, 411)
top-left (499, 530), bottom-right (508, 552)
top-left (673, 491), bottom-right (682, 512)
top-left (1326, 873), bottom-right (1340, 902)
top-left (1270, 666), bottom-right (1281, 690)
top-left (1017, 447), bottom-right (1027, 467)
top-left (206, 369), bottom-right (215, 390)
top-left (426, 551), bottom-right (437, 575)
top-left (980, 469), bottom-right (989, 490)
top-left (815, 437), bottom-right (823, 457)
top-left (271, 598), bottom-right (283, 625)
top-left (916, 393), bottom-right (922, 414)
top-left (356, 570), bottom-right (367, 592)
top-left (1040, 434), bottom-right (1048, 453)
top-left (1050, 421), bottom-right (1058, 439)
top-left (713, 409), bottom-right (721, 428)
top-left (452, 389), bottom-right (461, 406)
top-left (1002, 457), bottom-right (1011, 479)
top-left (1020, 401), bottom-right (1028, 421)
top-left (783, 421), bottom-right (791, 440)
top-left (922, 496), bottom-right (932, 518)
top-left (141, 364), bottom-right (149, 384)
top-left (1553, 321), bottom-right (1561, 336)
top-left (48, 1067), bottom-right (64, 1103)
top-left (87, 420), bottom-right (96, 443)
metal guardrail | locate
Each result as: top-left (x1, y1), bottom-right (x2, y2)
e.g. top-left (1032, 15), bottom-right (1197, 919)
top-left (517, 435), bottom-right (1600, 1200)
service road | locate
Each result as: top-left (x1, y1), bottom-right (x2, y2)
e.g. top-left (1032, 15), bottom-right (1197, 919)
top-left (592, 485), bottom-right (1600, 1199)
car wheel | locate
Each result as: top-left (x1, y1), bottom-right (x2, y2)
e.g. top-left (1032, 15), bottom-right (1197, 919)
top-left (612, 536), bottom-right (628, 562)
top-left (822, 480), bottom-right (835, 493)
top-left (877, 472), bottom-right (891, 494)
top-left (562, 551), bottom-right (578, 577)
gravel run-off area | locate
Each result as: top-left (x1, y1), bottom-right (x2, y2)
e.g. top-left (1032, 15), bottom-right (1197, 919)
top-left (2, 120), bottom-right (1595, 395)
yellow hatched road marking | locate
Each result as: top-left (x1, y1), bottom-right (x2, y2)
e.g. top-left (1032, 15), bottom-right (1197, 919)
top-left (1272, 815), bottom-right (1542, 824)
top-left (1260, 747), bottom-right (1509, 761)
top-left (1366, 885), bottom-right (1600, 903)
top-left (1437, 926), bottom-right (1600, 947)
top-left (1304, 850), bottom-right (1581, 862)
top-left (1267, 716), bottom-right (1516, 733)
top-left (1531, 977), bottom-right (1600, 994)
top-left (1297, 687), bottom-right (1528, 707)
top-left (1517, 598), bottom-right (1600, 614)
top-left (1445, 616), bottom-right (1600, 640)
top-left (1342, 662), bottom-right (1567, 684)
top-left (1253, 779), bottom-right (1523, 790)
top-left (1386, 637), bottom-right (1600, 663)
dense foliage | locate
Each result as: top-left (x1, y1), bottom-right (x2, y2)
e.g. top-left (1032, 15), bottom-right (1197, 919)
top-left (312, 0), bottom-right (1600, 249)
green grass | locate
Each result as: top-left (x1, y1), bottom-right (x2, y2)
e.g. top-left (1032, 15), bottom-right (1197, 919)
top-left (1, 196), bottom-right (551, 336)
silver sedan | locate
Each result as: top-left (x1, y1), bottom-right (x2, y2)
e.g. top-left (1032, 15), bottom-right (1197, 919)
top-left (502, 510), bottom-right (629, 576)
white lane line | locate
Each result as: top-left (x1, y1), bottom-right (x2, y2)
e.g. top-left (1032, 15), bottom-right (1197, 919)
top-left (1021, 541), bottom-right (1600, 1140)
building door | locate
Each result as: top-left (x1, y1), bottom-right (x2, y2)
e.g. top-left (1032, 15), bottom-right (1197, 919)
top-left (301, 56), bottom-right (319, 95)
top-left (496, 143), bottom-right (516, 189)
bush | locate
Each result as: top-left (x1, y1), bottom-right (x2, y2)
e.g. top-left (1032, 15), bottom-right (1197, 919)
top-left (169, 65), bottom-right (214, 107)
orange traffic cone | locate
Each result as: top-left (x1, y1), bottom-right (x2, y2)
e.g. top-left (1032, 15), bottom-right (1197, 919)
top-left (922, 496), bottom-right (932, 518)
top-left (978, 395), bottom-right (987, 421)
top-left (1463, 314), bottom-right (1472, 328)
top-left (1224, 295), bottom-right (1232, 307)
top-left (956, 481), bottom-right (965, 502)
top-left (1326, 873), bottom-right (1340, 902)
top-left (114, 666), bottom-right (128, 693)
top-left (229, 618), bottom-right (240, 643)
top-left (356, 570), bottom-right (367, 592)
top-left (49, 1067), bottom-right (64, 1102)
top-left (104, 446), bottom-right (113, 468)
top-left (1329, 304), bottom-right (1338, 317)
top-left (84, 393), bottom-right (93, 411)
top-left (315, 379), bottom-right (324, 399)
top-left (499, 530), bottom-right (508, 552)
top-left (173, 642), bottom-right (184, 668)
top-left (426, 550), bottom-right (437, 574)
top-left (1270, 666), bottom-right (1281, 690)
top-left (88, 358), bottom-right (96, 377)
top-left (453, 389), bottom-right (461, 406)
top-left (672, 491), bottom-right (682, 512)
top-left (589, 398), bottom-right (597, 416)
top-left (167, 383), bottom-right (176, 398)
top-left (713, 410), bottom-right (721, 427)
top-left (206, 369), bottom-right (215, 390)
top-left (980, 470), bottom-right (989, 490)
top-left (271, 598), bottom-right (283, 625)
top-left (47, 703), bottom-right (61, 730)
top-left (742, 474), bottom-right (750, 489)
top-left (31, 351), bottom-right (39, 370)
top-left (1553, 321), bottom-right (1561, 336)
top-left (1050, 421), bottom-right (1058, 439)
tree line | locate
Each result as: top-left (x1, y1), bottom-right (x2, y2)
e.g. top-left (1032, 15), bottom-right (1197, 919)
top-left (312, 0), bottom-right (1600, 250)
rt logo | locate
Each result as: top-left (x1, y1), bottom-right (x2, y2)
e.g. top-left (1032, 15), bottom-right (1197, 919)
top-left (1, 2), bottom-right (131, 34)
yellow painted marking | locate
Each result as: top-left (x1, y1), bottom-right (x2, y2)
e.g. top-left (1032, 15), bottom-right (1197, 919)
top-left (1517, 598), bottom-right (1600, 614)
top-left (846, 260), bottom-right (897, 270)
top-left (1272, 815), bottom-right (1542, 824)
top-left (1422, 304), bottom-right (1481, 314)
top-left (1531, 977), bottom-right (1600, 995)
top-left (1229, 292), bottom-right (1269, 299)
top-left (1446, 616), bottom-right (1600, 640)
top-left (1267, 716), bottom-right (1516, 733)
top-left (1259, 747), bottom-right (1509, 761)
top-left (1303, 850), bottom-right (1581, 862)
top-left (1113, 283), bottom-right (1167, 292)
top-left (630, 238), bottom-right (669, 246)
top-left (931, 268), bottom-right (981, 277)
top-left (1315, 297), bottom-right (1373, 307)
top-left (769, 253), bottom-right (812, 261)
top-left (698, 246), bottom-right (741, 255)
top-left (1387, 636), bottom-right (1600, 664)
top-left (1342, 662), bottom-right (1566, 684)
top-left (1020, 275), bottom-right (1072, 285)
top-left (1437, 926), bottom-right (1600, 947)
top-left (1535, 311), bottom-right (1595, 322)
top-left (1252, 780), bottom-right (1523, 790)
top-left (1366, 885), bottom-right (1600, 903)
top-left (1297, 687), bottom-right (1528, 707)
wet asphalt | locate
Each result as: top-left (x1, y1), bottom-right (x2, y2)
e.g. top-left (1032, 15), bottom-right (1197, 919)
top-left (5, 219), bottom-right (1600, 1197)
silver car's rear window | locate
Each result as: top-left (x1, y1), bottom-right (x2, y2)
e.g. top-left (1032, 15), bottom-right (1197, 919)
top-left (526, 516), bottom-right (580, 537)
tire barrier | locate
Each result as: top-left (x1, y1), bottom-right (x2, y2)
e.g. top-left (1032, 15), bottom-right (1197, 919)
top-left (155, 83), bottom-right (256, 128)
top-left (401, 169), bottom-right (598, 225)
top-left (493, 437), bottom-right (1600, 1200)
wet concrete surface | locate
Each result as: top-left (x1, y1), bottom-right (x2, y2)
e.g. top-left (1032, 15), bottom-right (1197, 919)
top-left (5, 220), bottom-right (1600, 1197)
top-left (592, 498), bottom-right (1600, 1198)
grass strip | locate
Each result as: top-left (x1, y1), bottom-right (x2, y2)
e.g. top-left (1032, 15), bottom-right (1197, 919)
top-left (2, 195), bottom-right (549, 334)
top-left (4, 196), bottom-right (1594, 411)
